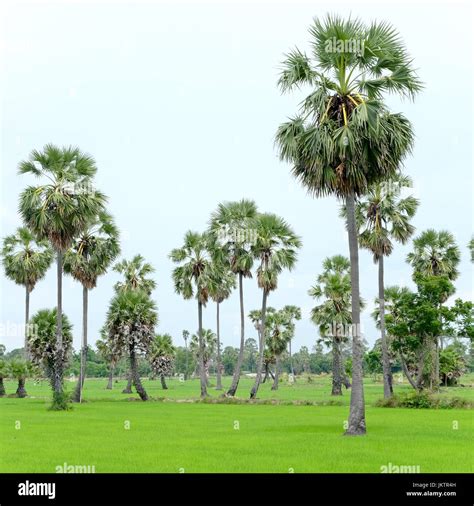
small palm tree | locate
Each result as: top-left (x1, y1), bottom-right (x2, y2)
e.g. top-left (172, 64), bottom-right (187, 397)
top-left (113, 254), bottom-right (156, 295)
top-left (105, 289), bottom-right (158, 401)
top-left (28, 308), bottom-right (73, 408)
top-left (9, 359), bottom-right (33, 398)
top-left (96, 335), bottom-right (117, 390)
top-left (249, 213), bottom-right (301, 398)
top-left (64, 211), bottom-right (120, 402)
top-left (1, 226), bottom-right (53, 377)
top-left (309, 256), bottom-right (353, 395)
top-left (249, 307), bottom-right (276, 382)
top-left (170, 231), bottom-right (213, 398)
top-left (148, 334), bottom-right (176, 390)
top-left (281, 305), bottom-right (301, 381)
top-left (18, 144), bottom-right (106, 409)
top-left (209, 199), bottom-right (258, 396)
top-left (0, 358), bottom-right (9, 396)
top-left (275, 16), bottom-right (421, 435)
top-left (182, 330), bottom-right (190, 380)
top-left (407, 229), bottom-right (460, 389)
top-left (190, 329), bottom-right (217, 385)
top-left (342, 174), bottom-right (419, 398)
top-left (207, 246), bottom-right (236, 390)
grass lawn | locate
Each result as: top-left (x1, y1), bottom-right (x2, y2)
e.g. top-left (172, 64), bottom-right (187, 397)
top-left (1, 376), bottom-right (473, 473)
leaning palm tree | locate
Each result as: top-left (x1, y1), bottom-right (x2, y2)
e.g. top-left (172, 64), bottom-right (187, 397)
top-left (207, 247), bottom-right (236, 390)
top-left (170, 231), bottom-right (213, 398)
top-left (105, 289), bottom-right (158, 401)
top-left (1, 227), bottom-right (53, 382)
top-left (250, 213), bottom-right (301, 398)
top-left (18, 144), bottom-right (106, 409)
top-left (342, 174), bottom-right (419, 398)
top-left (64, 211), bottom-right (120, 402)
top-left (309, 256), bottom-right (354, 396)
top-left (275, 16), bottom-right (421, 434)
top-left (209, 200), bottom-right (258, 396)
top-left (148, 333), bottom-right (176, 390)
top-left (114, 254), bottom-right (156, 295)
top-left (406, 229), bottom-right (460, 388)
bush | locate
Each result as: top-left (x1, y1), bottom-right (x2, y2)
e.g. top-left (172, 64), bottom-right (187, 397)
top-left (375, 391), bottom-right (473, 409)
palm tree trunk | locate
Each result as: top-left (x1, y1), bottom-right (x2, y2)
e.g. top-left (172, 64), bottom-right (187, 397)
top-left (289, 341), bottom-right (296, 382)
top-left (332, 338), bottom-right (343, 396)
top-left (344, 193), bottom-right (366, 436)
top-left (106, 364), bottom-right (114, 389)
top-left (215, 302), bottom-right (222, 390)
top-left (0, 378), bottom-right (5, 396)
top-left (399, 353), bottom-right (418, 390)
top-left (271, 356), bottom-right (280, 390)
top-left (198, 301), bottom-right (208, 398)
top-left (263, 363), bottom-right (269, 383)
top-left (250, 290), bottom-right (268, 399)
top-left (227, 272), bottom-right (245, 396)
top-left (73, 286), bottom-right (88, 403)
top-left (52, 250), bottom-right (66, 410)
top-left (122, 370), bottom-right (133, 393)
top-left (378, 256), bottom-right (393, 398)
top-left (130, 347), bottom-right (148, 401)
top-left (24, 286), bottom-right (30, 360)
top-left (160, 374), bottom-right (168, 390)
top-left (16, 378), bottom-right (27, 398)
top-left (184, 340), bottom-right (188, 380)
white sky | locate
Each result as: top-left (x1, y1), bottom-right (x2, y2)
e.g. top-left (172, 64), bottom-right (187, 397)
top-left (1, 0), bottom-right (472, 353)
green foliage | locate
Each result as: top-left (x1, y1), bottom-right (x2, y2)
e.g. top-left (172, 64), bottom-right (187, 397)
top-left (375, 391), bottom-right (472, 409)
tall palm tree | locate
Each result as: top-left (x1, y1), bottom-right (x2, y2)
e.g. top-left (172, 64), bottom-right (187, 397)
top-left (342, 174), bottom-right (418, 398)
top-left (249, 213), bottom-right (301, 398)
top-left (406, 229), bottom-right (460, 388)
top-left (309, 255), bottom-right (354, 395)
top-left (207, 247), bottom-right (236, 390)
top-left (170, 231), bottom-right (213, 398)
top-left (1, 227), bottom-right (53, 365)
top-left (114, 254), bottom-right (156, 295)
top-left (148, 333), bottom-right (176, 390)
top-left (18, 144), bottom-right (106, 409)
top-left (209, 199), bottom-right (257, 396)
top-left (105, 289), bottom-right (158, 401)
top-left (64, 211), bottom-right (120, 402)
top-left (182, 330), bottom-right (190, 380)
top-left (275, 16), bottom-right (420, 434)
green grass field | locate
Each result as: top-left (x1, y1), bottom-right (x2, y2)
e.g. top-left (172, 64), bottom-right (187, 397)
top-left (1, 376), bottom-right (473, 473)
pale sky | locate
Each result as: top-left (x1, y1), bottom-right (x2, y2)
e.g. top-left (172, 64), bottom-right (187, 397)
top-left (1, 0), bottom-right (472, 354)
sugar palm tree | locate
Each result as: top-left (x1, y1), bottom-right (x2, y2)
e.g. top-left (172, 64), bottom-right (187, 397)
top-left (64, 211), bottom-right (120, 402)
top-left (182, 330), bottom-right (190, 380)
top-left (190, 328), bottom-right (216, 385)
top-left (9, 359), bottom-right (33, 398)
top-left (207, 247), bottom-right (236, 390)
top-left (105, 289), bottom-right (158, 401)
top-left (342, 174), bottom-right (418, 398)
top-left (309, 256), bottom-right (354, 395)
top-left (249, 307), bottom-right (276, 382)
top-left (27, 308), bottom-right (73, 407)
top-left (170, 231), bottom-right (213, 398)
top-left (209, 200), bottom-right (257, 396)
top-left (1, 227), bottom-right (53, 366)
top-left (18, 144), bottom-right (106, 409)
top-left (275, 16), bottom-right (420, 434)
top-left (148, 333), bottom-right (176, 390)
top-left (96, 334), bottom-right (117, 389)
top-left (406, 229), bottom-right (460, 388)
top-left (249, 213), bottom-right (301, 398)
top-left (281, 305), bottom-right (301, 380)
top-left (114, 254), bottom-right (156, 295)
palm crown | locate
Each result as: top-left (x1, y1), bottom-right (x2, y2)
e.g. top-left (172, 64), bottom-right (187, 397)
top-left (252, 213), bottom-right (302, 293)
top-left (407, 229), bottom-right (460, 281)
top-left (1, 227), bottom-right (53, 292)
top-left (276, 15), bottom-right (421, 197)
top-left (114, 254), bottom-right (156, 295)
top-left (18, 144), bottom-right (106, 252)
top-left (64, 212), bottom-right (120, 289)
